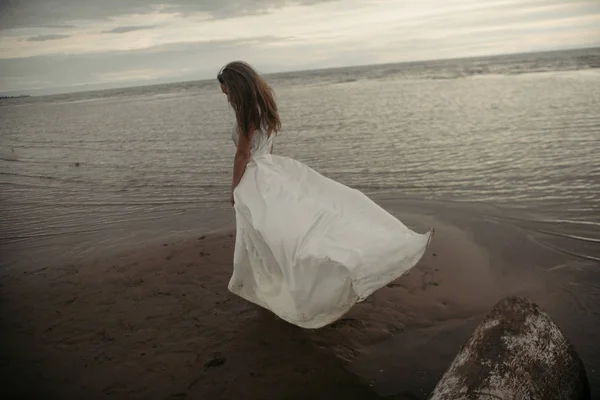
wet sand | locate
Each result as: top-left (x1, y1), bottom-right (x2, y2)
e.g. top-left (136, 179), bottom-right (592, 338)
top-left (1, 210), bottom-right (598, 399)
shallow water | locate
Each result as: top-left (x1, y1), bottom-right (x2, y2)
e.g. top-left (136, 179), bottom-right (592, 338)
top-left (2, 48), bottom-right (599, 265)
top-left (1, 47), bottom-right (599, 396)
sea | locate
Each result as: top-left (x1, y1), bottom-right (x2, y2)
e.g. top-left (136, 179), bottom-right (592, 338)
top-left (1, 47), bottom-right (599, 395)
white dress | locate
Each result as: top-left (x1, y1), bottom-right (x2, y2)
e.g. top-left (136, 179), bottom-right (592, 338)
top-left (229, 127), bottom-right (433, 329)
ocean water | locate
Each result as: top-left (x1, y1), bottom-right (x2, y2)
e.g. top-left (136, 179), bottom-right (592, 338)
top-left (1, 47), bottom-right (599, 266)
top-left (1, 48), bottom-right (600, 395)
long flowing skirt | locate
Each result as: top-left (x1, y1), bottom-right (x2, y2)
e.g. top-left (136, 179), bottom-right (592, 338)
top-left (230, 154), bottom-right (433, 328)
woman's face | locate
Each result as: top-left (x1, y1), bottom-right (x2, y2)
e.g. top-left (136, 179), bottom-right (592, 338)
top-left (220, 83), bottom-right (231, 104)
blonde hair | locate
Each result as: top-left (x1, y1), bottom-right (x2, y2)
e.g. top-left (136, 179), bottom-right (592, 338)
top-left (217, 61), bottom-right (281, 137)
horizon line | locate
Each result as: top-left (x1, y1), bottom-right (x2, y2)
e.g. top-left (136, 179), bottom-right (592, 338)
top-left (2, 45), bottom-right (599, 98)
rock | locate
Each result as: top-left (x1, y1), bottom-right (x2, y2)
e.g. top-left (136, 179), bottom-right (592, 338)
top-left (429, 296), bottom-right (590, 400)
top-left (204, 356), bottom-right (226, 369)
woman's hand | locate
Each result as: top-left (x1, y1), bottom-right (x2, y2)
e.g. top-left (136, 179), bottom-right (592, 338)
top-left (230, 192), bottom-right (235, 207)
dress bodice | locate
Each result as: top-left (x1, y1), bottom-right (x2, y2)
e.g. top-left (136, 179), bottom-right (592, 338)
top-left (232, 126), bottom-right (273, 158)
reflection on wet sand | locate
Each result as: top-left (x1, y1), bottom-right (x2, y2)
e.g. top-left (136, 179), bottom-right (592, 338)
top-left (1, 201), bottom-right (598, 399)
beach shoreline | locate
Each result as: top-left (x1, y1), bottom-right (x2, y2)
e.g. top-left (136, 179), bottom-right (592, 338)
top-left (2, 47), bottom-right (599, 399)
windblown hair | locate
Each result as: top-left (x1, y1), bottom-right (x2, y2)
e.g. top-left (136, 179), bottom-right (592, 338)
top-left (217, 61), bottom-right (281, 138)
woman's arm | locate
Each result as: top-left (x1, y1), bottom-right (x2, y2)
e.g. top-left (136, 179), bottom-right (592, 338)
top-left (231, 130), bottom-right (252, 205)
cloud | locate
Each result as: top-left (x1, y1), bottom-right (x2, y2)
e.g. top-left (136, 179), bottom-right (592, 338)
top-left (0, 36), bottom-right (291, 93)
top-left (0, 0), bottom-right (337, 30)
top-left (26, 34), bottom-right (71, 42)
top-left (102, 25), bottom-right (157, 34)
top-left (92, 68), bottom-right (181, 82)
top-left (39, 24), bottom-right (77, 29)
top-left (0, 0), bottom-right (599, 94)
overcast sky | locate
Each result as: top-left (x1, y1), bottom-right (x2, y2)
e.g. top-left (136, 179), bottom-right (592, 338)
top-left (1, 0), bottom-right (599, 95)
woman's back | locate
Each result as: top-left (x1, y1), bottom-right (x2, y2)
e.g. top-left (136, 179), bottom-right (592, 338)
top-left (232, 126), bottom-right (273, 158)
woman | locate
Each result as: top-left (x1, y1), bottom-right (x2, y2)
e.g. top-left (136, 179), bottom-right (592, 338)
top-left (218, 61), bottom-right (433, 329)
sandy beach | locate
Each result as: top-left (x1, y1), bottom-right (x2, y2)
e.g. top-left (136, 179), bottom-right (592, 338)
top-left (4, 204), bottom-right (597, 400)
top-left (0, 213), bottom-right (479, 399)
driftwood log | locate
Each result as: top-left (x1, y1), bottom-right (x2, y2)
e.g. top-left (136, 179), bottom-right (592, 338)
top-left (429, 296), bottom-right (590, 400)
